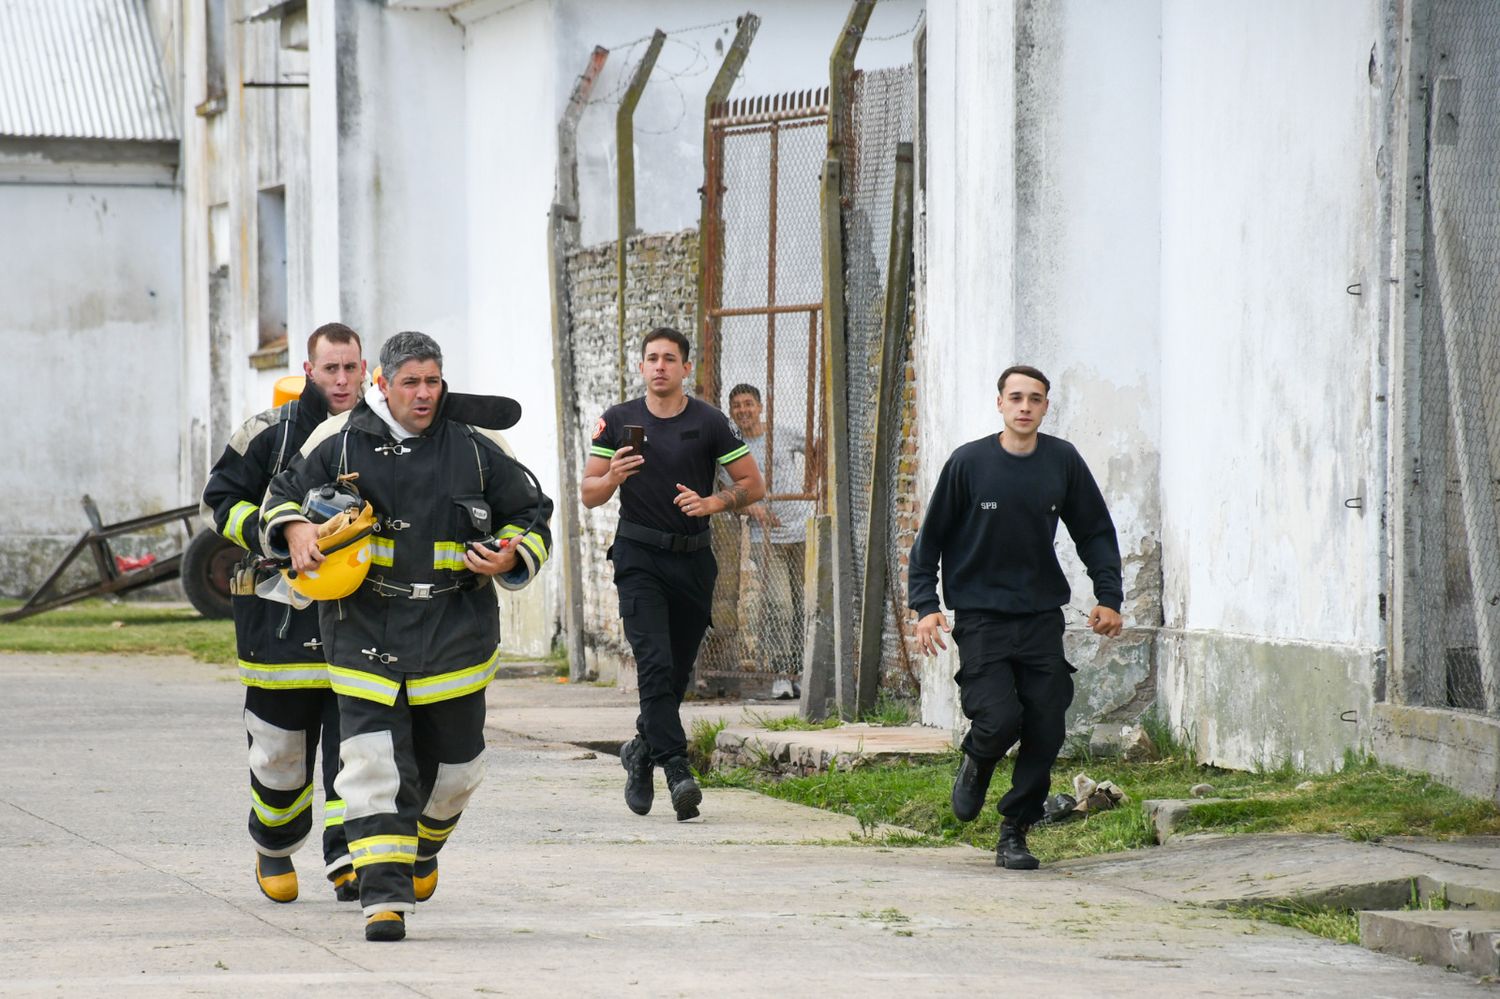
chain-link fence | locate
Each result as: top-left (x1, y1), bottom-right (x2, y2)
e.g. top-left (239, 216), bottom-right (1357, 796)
top-left (844, 65), bottom-right (919, 694)
top-left (1410, 0), bottom-right (1500, 714)
top-left (698, 89), bottom-right (829, 690)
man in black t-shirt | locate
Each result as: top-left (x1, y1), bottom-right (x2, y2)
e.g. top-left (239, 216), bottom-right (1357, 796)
top-left (582, 327), bottom-right (765, 820)
top-left (909, 365), bottom-right (1123, 870)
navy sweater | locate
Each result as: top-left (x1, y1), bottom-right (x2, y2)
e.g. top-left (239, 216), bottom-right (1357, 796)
top-left (907, 432), bottom-right (1122, 618)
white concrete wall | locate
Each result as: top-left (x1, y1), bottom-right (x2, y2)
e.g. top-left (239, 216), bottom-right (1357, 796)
top-left (335, 4), bottom-right (469, 371)
top-left (1, 182), bottom-right (185, 591)
top-left (1157, 1), bottom-right (1384, 646)
top-left (462, 2), bottom-right (564, 656)
top-left (1155, 0), bottom-right (1388, 768)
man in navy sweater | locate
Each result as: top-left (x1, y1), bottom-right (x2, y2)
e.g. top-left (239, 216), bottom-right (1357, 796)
top-left (908, 365), bottom-right (1122, 870)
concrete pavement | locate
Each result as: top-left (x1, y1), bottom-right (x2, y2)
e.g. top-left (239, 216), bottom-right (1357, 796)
top-left (1, 652), bottom-right (1491, 997)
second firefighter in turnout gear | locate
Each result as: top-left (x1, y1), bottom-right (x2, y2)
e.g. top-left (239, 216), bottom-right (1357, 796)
top-left (200, 322), bottom-right (367, 904)
top-left (264, 331), bottom-right (552, 942)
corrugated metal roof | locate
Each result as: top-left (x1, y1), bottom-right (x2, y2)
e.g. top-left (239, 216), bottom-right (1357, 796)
top-left (0, 0), bottom-right (177, 141)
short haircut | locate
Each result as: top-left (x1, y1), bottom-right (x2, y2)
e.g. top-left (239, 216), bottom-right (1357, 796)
top-left (641, 326), bottom-right (691, 361)
top-left (997, 365), bottom-right (1051, 395)
top-left (307, 322), bottom-right (361, 360)
top-left (380, 331), bottom-right (443, 378)
top-left (727, 383), bottom-right (762, 403)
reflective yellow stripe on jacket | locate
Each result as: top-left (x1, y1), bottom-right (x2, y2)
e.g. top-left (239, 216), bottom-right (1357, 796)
top-left (252, 784), bottom-right (314, 827)
top-left (238, 661), bottom-right (331, 690)
top-left (349, 834), bottom-right (418, 870)
top-left (222, 501), bottom-right (257, 548)
top-left (327, 665), bottom-right (401, 706)
top-left (324, 799), bottom-right (346, 828)
top-left (406, 649), bottom-right (502, 706)
top-left (498, 524), bottom-right (548, 564)
top-left (369, 537), bottom-right (395, 567)
top-left (433, 541), bottom-right (466, 571)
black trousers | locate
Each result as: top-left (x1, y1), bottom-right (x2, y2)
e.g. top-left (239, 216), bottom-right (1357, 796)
top-left (952, 608), bottom-right (1075, 826)
top-left (610, 537), bottom-right (717, 763)
top-left (335, 686), bottom-right (487, 916)
top-left (243, 685), bottom-right (349, 876)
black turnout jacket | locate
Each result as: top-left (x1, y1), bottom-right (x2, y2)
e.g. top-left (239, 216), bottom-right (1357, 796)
top-left (261, 389), bottom-right (553, 707)
top-left (201, 381), bottom-right (337, 685)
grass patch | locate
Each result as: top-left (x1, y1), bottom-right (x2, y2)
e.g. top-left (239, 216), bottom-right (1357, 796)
top-left (745, 708), bottom-right (842, 732)
top-left (859, 693), bottom-right (916, 727)
top-left (704, 745), bottom-right (1500, 862)
top-left (1228, 901), bottom-right (1362, 945)
top-left (688, 717), bottom-right (729, 774)
top-left (0, 599), bottom-right (235, 664)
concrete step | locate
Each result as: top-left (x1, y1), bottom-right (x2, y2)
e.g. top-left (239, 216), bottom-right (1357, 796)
top-left (714, 722), bottom-right (953, 776)
top-left (1361, 909), bottom-right (1500, 978)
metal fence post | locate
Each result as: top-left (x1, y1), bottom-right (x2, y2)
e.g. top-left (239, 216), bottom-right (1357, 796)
top-left (549, 46), bottom-right (608, 682)
top-left (616, 30), bottom-right (667, 402)
top-left (1389, 0), bottom-right (1436, 708)
top-left (855, 142), bottom-right (914, 714)
top-left (816, 0), bottom-right (876, 719)
top-left (696, 13), bottom-right (760, 398)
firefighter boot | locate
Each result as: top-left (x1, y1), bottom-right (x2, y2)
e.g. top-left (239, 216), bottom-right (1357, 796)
top-left (995, 819), bottom-right (1040, 870)
top-left (365, 912), bottom-right (406, 942)
top-left (331, 865), bottom-right (359, 902)
top-left (951, 753), bottom-right (997, 823)
top-left (255, 853), bottom-right (298, 903)
top-left (413, 858), bottom-right (438, 902)
top-left (620, 735), bottom-right (654, 816)
top-left (662, 757), bottom-right (702, 821)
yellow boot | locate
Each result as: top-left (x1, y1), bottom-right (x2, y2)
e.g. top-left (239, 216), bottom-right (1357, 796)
top-left (255, 853), bottom-right (298, 903)
top-left (331, 866), bottom-right (359, 902)
top-left (365, 911), bottom-right (406, 942)
top-left (413, 858), bottom-right (438, 902)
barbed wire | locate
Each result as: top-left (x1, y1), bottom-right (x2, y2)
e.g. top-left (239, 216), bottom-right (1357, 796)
top-left (862, 8), bottom-right (924, 43)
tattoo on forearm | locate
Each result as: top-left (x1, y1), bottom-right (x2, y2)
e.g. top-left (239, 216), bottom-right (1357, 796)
top-left (714, 485), bottom-right (751, 512)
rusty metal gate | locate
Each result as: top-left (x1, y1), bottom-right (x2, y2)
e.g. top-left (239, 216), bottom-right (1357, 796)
top-left (696, 87), bottom-right (829, 690)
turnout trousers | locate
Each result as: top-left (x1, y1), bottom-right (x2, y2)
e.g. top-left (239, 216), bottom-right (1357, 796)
top-left (334, 684), bottom-right (487, 917)
top-left (611, 537), bottom-right (717, 762)
top-left (244, 685), bottom-right (351, 878)
top-left (952, 608), bottom-right (1075, 827)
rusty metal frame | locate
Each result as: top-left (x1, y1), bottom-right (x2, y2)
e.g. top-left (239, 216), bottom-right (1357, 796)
top-left (2, 497), bottom-right (199, 622)
top-left (701, 88), bottom-right (830, 504)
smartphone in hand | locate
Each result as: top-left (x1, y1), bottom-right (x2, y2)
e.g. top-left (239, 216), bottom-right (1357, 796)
top-left (623, 424), bottom-right (647, 457)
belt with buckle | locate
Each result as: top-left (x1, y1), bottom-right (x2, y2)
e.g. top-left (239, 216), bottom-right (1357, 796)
top-left (365, 575), bottom-right (477, 600)
top-left (615, 519), bottom-right (712, 553)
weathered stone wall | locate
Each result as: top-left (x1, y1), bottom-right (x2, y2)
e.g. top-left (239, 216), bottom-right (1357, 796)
top-left (563, 230), bottom-right (700, 686)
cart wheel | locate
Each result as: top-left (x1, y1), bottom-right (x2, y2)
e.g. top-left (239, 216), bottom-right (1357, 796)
top-left (182, 529), bottom-right (237, 619)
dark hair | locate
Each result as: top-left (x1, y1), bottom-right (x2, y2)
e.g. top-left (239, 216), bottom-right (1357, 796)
top-left (381, 331), bottom-right (443, 376)
top-left (997, 365), bottom-right (1050, 395)
top-left (727, 383), bottom-right (761, 403)
top-left (641, 326), bottom-right (691, 361)
top-left (307, 322), bottom-right (361, 360)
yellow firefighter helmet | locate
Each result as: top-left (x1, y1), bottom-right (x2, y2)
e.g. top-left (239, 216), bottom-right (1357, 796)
top-left (283, 481), bottom-right (377, 601)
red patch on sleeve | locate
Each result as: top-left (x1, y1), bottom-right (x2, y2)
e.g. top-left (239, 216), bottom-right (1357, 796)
top-left (592, 417), bottom-right (606, 440)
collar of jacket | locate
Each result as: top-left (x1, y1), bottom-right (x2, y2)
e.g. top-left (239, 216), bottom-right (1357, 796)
top-left (295, 378), bottom-right (333, 432)
top-left (345, 381), bottom-right (455, 440)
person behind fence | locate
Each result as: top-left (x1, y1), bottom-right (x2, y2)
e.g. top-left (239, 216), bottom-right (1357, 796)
top-left (582, 327), bottom-right (765, 821)
top-left (727, 382), bottom-right (814, 699)
top-left (908, 365), bottom-right (1122, 870)
top-left (201, 321), bottom-right (366, 906)
top-left (263, 331), bottom-right (553, 942)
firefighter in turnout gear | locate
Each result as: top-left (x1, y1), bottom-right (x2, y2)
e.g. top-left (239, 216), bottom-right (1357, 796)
top-left (263, 331), bottom-right (553, 943)
top-left (200, 322), bottom-right (367, 904)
